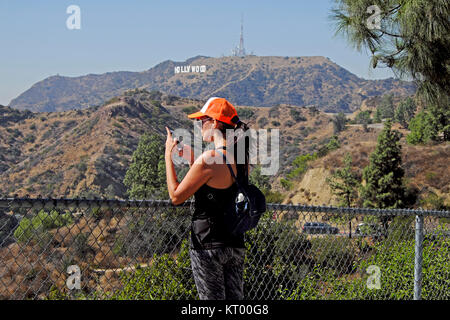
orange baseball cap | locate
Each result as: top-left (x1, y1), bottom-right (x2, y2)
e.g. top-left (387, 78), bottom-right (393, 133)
top-left (187, 97), bottom-right (240, 126)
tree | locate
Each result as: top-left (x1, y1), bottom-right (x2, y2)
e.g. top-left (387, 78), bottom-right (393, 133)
top-left (354, 110), bottom-right (372, 125)
top-left (326, 153), bottom-right (360, 237)
top-left (361, 120), bottom-right (406, 232)
top-left (249, 165), bottom-right (271, 191)
top-left (377, 94), bottom-right (395, 119)
top-left (332, 112), bottom-right (347, 134)
top-left (354, 110), bottom-right (372, 131)
top-left (318, 135), bottom-right (341, 157)
top-left (394, 97), bottom-right (416, 128)
top-left (427, 101), bottom-right (450, 141)
top-left (331, 0), bottom-right (450, 111)
top-left (123, 134), bottom-right (167, 200)
top-left (406, 110), bottom-right (438, 144)
top-left (327, 153), bottom-right (360, 208)
top-left (373, 107), bottom-right (382, 123)
top-left (361, 120), bottom-right (405, 208)
top-left (250, 165), bottom-right (284, 203)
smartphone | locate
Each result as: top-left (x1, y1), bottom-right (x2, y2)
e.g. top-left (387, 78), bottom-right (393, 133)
top-left (167, 126), bottom-right (184, 152)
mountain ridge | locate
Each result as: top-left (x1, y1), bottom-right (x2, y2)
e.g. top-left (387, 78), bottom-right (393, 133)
top-left (9, 55), bottom-right (416, 113)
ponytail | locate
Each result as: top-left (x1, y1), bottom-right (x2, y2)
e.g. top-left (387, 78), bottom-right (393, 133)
top-left (233, 119), bottom-right (250, 184)
top-left (217, 118), bottom-right (251, 183)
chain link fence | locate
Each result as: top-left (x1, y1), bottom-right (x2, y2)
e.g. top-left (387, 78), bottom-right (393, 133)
top-left (0, 198), bottom-right (449, 300)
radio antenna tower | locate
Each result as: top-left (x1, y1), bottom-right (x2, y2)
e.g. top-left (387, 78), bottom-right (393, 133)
top-left (238, 14), bottom-right (246, 56)
top-left (232, 14), bottom-right (246, 56)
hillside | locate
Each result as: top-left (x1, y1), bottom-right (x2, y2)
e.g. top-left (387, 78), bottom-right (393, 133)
top-left (2, 90), bottom-right (447, 208)
top-left (9, 55), bottom-right (416, 113)
top-left (283, 124), bottom-right (450, 208)
top-left (0, 90), bottom-right (195, 198)
top-left (0, 90), bottom-right (339, 198)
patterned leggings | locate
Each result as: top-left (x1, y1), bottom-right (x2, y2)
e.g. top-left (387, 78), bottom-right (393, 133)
top-left (189, 247), bottom-right (245, 300)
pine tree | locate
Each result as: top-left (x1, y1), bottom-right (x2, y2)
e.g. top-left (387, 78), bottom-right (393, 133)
top-left (361, 120), bottom-right (405, 209)
top-left (326, 153), bottom-right (360, 238)
top-left (327, 153), bottom-right (360, 208)
top-left (394, 97), bottom-right (416, 128)
top-left (378, 94), bottom-right (395, 119)
top-left (123, 134), bottom-right (167, 200)
top-left (331, 0), bottom-right (450, 111)
top-left (361, 120), bottom-right (406, 233)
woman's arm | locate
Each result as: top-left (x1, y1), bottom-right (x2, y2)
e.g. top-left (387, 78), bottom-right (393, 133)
top-left (165, 127), bottom-right (212, 205)
top-left (181, 143), bottom-right (195, 167)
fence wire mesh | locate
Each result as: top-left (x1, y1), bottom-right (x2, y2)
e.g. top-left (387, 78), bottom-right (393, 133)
top-left (0, 198), bottom-right (449, 300)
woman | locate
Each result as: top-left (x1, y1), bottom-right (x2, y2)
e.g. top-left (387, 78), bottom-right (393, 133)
top-left (165, 97), bottom-right (250, 300)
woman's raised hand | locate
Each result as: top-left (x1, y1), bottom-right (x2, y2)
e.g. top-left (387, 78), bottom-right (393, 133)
top-left (165, 127), bottom-right (179, 156)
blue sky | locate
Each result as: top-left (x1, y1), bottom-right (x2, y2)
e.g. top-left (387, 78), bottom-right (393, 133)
top-left (0, 0), bottom-right (396, 105)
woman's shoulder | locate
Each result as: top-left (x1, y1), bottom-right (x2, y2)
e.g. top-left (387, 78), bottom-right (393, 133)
top-left (196, 149), bottom-right (229, 166)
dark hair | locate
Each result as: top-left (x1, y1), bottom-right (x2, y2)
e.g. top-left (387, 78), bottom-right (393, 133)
top-left (217, 119), bottom-right (250, 184)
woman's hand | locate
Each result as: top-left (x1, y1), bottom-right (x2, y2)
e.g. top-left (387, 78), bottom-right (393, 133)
top-left (165, 127), bottom-right (179, 157)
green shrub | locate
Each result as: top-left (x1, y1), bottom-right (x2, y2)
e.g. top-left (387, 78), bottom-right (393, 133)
top-left (24, 134), bottom-right (35, 143)
top-left (286, 233), bottom-right (450, 300)
top-left (309, 236), bottom-right (357, 275)
top-left (419, 192), bottom-right (449, 210)
top-left (71, 233), bottom-right (95, 258)
top-left (318, 135), bottom-right (340, 157)
top-left (257, 117), bottom-right (268, 127)
top-left (113, 122), bottom-right (123, 129)
top-left (286, 153), bottom-right (318, 180)
top-left (280, 178), bottom-right (293, 190)
top-left (354, 110), bottom-right (372, 125)
top-left (181, 106), bottom-right (197, 114)
top-left (264, 190), bottom-right (284, 203)
top-left (290, 109), bottom-right (307, 122)
top-left (115, 210), bottom-right (190, 259)
top-left (109, 240), bottom-right (197, 300)
top-left (236, 107), bottom-right (255, 119)
top-left (386, 216), bottom-right (415, 242)
top-left (271, 120), bottom-right (280, 126)
top-left (14, 209), bottom-right (73, 244)
top-left (244, 212), bottom-right (312, 299)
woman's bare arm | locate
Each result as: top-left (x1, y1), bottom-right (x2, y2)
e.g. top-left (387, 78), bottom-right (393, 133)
top-left (165, 150), bottom-right (214, 205)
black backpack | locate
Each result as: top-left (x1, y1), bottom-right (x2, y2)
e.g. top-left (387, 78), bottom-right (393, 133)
top-left (216, 150), bottom-right (266, 236)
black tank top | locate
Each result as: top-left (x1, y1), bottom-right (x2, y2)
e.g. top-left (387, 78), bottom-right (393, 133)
top-left (190, 182), bottom-right (245, 250)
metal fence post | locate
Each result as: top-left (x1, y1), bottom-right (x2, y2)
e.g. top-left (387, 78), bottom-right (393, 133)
top-left (414, 213), bottom-right (424, 300)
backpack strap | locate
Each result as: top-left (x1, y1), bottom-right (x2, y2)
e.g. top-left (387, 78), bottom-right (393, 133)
top-left (215, 149), bottom-right (239, 184)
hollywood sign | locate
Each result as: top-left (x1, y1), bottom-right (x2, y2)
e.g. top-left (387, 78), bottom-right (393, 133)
top-left (174, 65), bottom-right (207, 74)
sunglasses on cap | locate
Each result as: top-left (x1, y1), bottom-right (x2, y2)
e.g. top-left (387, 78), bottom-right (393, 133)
top-left (200, 117), bottom-right (214, 125)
